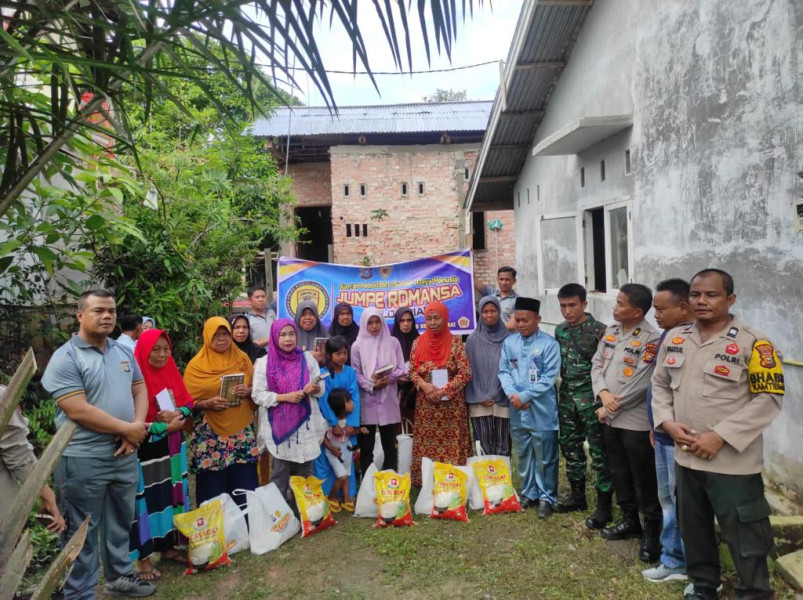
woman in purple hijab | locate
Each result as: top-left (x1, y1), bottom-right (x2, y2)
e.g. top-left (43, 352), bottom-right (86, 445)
top-left (252, 318), bottom-right (326, 500)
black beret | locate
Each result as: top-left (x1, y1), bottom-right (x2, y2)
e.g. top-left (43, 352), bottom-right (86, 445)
top-left (514, 296), bottom-right (540, 313)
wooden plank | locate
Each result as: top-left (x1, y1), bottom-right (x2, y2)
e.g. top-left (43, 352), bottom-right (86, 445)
top-left (0, 348), bottom-right (36, 437)
top-left (0, 422), bottom-right (75, 567)
top-left (0, 530), bottom-right (32, 600)
top-left (479, 175), bottom-right (519, 183)
top-left (29, 517), bottom-right (89, 600)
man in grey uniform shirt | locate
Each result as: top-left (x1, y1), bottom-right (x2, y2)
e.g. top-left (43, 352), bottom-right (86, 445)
top-left (42, 290), bottom-right (154, 599)
top-left (652, 269), bottom-right (782, 600)
top-left (590, 283), bottom-right (662, 563)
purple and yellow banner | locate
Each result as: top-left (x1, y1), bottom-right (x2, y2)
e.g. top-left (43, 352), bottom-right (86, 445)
top-left (277, 250), bottom-right (477, 334)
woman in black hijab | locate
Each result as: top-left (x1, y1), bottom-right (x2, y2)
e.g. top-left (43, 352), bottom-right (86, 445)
top-left (327, 302), bottom-right (360, 363)
top-left (391, 307), bottom-right (419, 425)
top-left (228, 313), bottom-right (267, 364)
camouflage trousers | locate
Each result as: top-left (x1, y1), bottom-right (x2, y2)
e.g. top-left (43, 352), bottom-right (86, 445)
top-left (558, 390), bottom-right (612, 494)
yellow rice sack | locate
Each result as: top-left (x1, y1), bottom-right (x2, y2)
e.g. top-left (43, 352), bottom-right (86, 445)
top-left (290, 475), bottom-right (336, 537)
top-left (430, 462), bottom-right (469, 522)
top-left (471, 457), bottom-right (523, 515)
top-left (374, 471), bottom-right (414, 527)
top-left (173, 500), bottom-right (231, 574)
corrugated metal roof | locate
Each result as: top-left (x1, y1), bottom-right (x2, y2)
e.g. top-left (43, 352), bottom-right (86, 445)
top-left (251, 101), bottom-right (493, 137)
top-left (465, 1), bottom-right (594, 212)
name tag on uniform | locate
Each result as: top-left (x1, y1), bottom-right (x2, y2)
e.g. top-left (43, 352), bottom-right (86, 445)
top-left (529, 355), bottom-right (538, 382)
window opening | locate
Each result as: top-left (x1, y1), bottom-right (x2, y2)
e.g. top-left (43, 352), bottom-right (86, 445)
top-left (472, 212), bottom-right (486, 250)
top-left (584, 207), bottom-right (606, 293)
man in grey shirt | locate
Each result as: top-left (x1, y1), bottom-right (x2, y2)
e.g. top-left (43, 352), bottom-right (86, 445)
top-left (475, 265), bottom-right (519, 331)
top-left (42, 290), bottom-right (154, 599)
top-left (0, 385), bottom-right (66, 532)
top-left (246, 285), bottom-right (275, 347)
top-left (590, 283), bottom-right (662, 563)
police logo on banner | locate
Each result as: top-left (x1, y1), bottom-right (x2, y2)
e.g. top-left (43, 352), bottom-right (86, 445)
top-left (285, 281), bottom-right (331, 320)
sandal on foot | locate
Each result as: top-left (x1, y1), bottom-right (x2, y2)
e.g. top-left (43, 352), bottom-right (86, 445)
top-left (161, 550), bottom-right (188, 565)
top-left (134, 567), bottom-right (161, 581)
top-left (340, 500), bottom-right (355, 513)
top-left (328, 498), bottom-right (342, 513)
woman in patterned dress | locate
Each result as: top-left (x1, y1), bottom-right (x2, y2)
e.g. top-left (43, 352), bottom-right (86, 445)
top-left (408, 301), bottom-right (472, 487)
top-left (183, 317), bottom-right (258, 508)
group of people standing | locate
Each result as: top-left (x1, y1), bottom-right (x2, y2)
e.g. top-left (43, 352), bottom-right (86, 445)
top-left (32, 264), bottom-right (782, 600)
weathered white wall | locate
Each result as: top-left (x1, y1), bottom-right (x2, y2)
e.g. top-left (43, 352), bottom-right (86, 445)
top-left (515, 0), bottom-right (803, 498)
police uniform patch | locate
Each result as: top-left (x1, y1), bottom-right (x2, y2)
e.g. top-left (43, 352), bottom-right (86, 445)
top-left (727, 327), bottom-right (739, 339)
top-left (623, 356), bottom-right (636, 366)
top-left (725, 343), bottom-right (739, 355)
top-left (630, 340), bottom-right (641, 348)
top-left (642, 343), bottom-right (657, 364)
top-left (623, 367), bottom-right (634, 377)
top-left (671, 337), bottom-right (685, 344)
top-left (666, 356), bottom-right (676, 365)
top-left (748, 340), bottom-right (784, 395)
top-left (632, 328), bottom-right (641, 337)
top-left (605, 335), bottom-right (616, 342)
top-left (714, 365), bottom-right (730, 376)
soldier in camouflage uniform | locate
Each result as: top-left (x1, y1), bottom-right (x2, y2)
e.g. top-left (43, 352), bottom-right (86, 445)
top-left (554, 284), bottom-right (612, 526)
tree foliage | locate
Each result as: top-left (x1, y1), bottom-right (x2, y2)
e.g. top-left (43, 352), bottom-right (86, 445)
top-left (423, 88), bottom-right (469, 102)
top-left (89, 46), bottom-right (297, 364)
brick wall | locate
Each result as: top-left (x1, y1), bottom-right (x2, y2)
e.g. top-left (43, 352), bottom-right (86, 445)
top-left (329, 144), bottom-right (476, 265)
top-left (282, 146), bottom-right (516, 272)
top-left (471, 209), bottom-right (517, 286)
top-left (287, 162), bottom-right (331, 206)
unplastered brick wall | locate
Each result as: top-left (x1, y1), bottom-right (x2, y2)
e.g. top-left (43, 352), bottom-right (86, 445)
top-left (287, 162), bottom-right (332, 206)
top-left (329, 144), bottom-right (479, 265)
top-left (472, 209), bottom-right (517, 285)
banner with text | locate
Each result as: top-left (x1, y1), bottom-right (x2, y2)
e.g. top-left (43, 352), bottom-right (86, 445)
top-left (277, 250), bottom-right (476, 334)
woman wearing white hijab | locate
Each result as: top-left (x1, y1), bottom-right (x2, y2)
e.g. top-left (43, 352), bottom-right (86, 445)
top-left (350, 308), bottom-right (405, 474)
top-left (465, 296), bottom-right (510, 456)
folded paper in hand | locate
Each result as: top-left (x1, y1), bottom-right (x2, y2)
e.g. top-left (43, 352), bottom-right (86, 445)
top-left (156, 388), bottom-right (175, 412)
top-left (431, 369), bottom-right (449, 401)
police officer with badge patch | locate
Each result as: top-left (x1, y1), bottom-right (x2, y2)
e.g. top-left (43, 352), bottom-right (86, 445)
top-left (590, 284), bottom-right (663, 562)
top-left (652, 269), bottom-right (783, 600)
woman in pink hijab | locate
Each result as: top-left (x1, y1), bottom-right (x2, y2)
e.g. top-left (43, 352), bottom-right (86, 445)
top-left (350, 308), bottom-right (405, 475)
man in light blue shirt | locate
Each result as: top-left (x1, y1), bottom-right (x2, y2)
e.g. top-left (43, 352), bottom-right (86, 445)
top-left (499, 296), bottom-right (561, 518)
top-left (115, 313), bottom-right (142, 353)
top-left (42, 290), bottom-right (154, 599)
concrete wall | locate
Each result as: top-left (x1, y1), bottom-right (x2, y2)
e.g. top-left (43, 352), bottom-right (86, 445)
top-left (513, 0), bottom-right (802, 498)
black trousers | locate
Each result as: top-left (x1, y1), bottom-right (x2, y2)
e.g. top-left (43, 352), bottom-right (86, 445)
top-left (358, 423), bottom-right (398, 475)
top-left (603, 426), bottom-right (661, 521)
top-left (676, 466), bottom-right (774, 599)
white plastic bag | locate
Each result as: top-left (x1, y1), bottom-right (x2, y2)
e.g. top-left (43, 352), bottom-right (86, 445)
top-left (200, 492), bottom-right (249, 555)
top-left (353, 464), bottom-right (379, 518)
top-left (414, 458), bottom-right (478, 514)
top-left (234, 483), bottom-right (300, 555)
top-left (414, 457), bottom-right (434, 515)
top-left (396, 419), bottom-right (413, 476)
top-left (372, 430), bottom-right (385, 470)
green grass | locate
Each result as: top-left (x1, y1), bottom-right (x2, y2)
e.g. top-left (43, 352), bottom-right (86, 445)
top-left (151, 495), bottom-right (797, 600)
